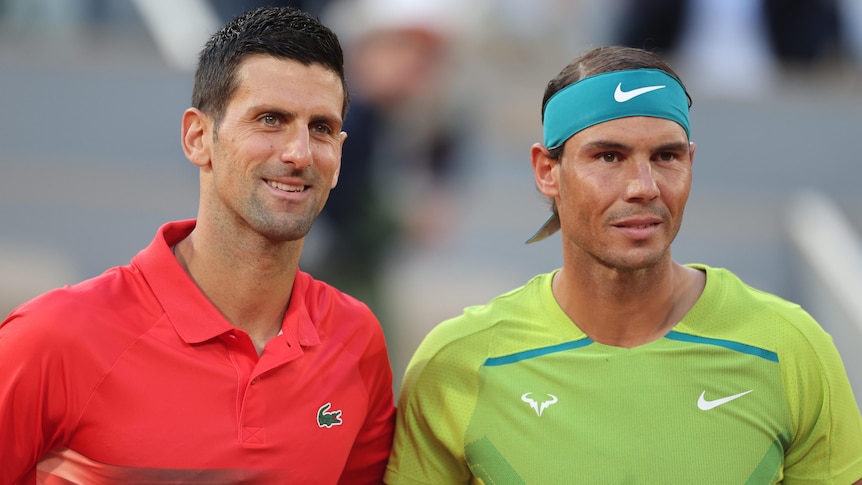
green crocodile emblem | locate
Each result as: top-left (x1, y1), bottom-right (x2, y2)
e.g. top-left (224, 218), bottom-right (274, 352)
top-left (317, 402), bottom-right (343, 428)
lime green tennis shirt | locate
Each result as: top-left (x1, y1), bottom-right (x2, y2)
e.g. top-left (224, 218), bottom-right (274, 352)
top-left (385, 265), bottom-right (862, 484)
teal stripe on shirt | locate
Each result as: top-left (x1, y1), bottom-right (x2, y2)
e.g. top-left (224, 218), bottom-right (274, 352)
top-left (665, 331), bottom-right (779, 362)
top-left (484, 338), bottom-right (594, 366)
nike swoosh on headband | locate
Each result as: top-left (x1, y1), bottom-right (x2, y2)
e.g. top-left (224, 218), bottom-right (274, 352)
top-left (614, 83), bottom-right (666, 102)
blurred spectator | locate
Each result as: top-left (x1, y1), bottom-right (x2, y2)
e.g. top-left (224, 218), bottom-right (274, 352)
top-left (207, 0), bottom-right (332, 20)
top-left (616, 0), bottom-right (843, 62)
top-left (306, 0), bottom-right (472, 321)
top-left (841, 0), bottom-right (862, 67)
top-left (675, 0), bottom-right (777, 97)
top-left (615, 0), bottom-right (691, 54)
top-left (761, 0), bottom-right (842, 65)
top-left (614, 0), bottom-right (850, 96)
top-left (0, 0), bottom-right (139, 27)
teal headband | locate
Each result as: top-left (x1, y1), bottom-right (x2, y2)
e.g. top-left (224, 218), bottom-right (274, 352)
top-left (543, 69), bottom-right (690, 149)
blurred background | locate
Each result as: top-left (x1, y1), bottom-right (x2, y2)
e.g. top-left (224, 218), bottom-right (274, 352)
top-left (1, 0), bottom-right (861, 404)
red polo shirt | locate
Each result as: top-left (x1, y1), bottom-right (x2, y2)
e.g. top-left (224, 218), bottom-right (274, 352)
top-left (0, 220), bottom-right (395, 484)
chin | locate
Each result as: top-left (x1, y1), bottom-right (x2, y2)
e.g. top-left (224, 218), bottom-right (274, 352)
top-left (601, 249), bottom-right (669, 272)
top-left (255, 218), bottom-right (313, 242)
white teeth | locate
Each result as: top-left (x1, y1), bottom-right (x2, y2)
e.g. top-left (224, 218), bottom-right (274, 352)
top-left (268, 180), bottom-right (303, 192)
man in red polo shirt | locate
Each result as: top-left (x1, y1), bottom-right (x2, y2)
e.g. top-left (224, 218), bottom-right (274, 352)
top-left (0, 6), bottom-right (394, 484)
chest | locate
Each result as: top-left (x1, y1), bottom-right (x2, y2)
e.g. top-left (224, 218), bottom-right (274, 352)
top-left (464, 341), bottom-right (789, 483)
top-left (66, 330), bottom-right (368, 475)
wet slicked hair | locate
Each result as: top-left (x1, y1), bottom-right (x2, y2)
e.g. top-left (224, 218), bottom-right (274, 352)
top-left (192, 6), bottom-right (349, 129)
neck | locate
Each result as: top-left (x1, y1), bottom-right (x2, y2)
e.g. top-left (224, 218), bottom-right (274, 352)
top-left (553, 260), bottom-right (705, 348)
top-left (173, 224), bottom-right (302, 355)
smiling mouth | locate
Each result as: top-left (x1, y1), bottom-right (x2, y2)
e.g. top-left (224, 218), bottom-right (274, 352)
top-left (267, 180), bottom-right (305, 192)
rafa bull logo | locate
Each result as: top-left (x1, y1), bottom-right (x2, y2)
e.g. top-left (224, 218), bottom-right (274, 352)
top-left (521, 392), bottom-right (558, 417)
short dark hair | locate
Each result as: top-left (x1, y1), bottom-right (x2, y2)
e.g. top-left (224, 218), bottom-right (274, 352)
top-left (192, 6), bottom-right (349, 129)
top-left (542, 46), bottom-right (691, 159)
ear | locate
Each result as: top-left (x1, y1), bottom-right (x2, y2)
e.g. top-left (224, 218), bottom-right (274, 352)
top-left (331, 131), bottom-right (347, 189)
top-left (531, 143), bottom-right (559, 198)
top-left (689, 141), bottom-right (696, 167)
top-left (182, 108), bottom-right (212, 168)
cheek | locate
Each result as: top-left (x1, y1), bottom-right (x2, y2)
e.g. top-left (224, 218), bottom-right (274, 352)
top-left (557, 186), bottom-right (594, 228)
top-left (660, 176), bottom-right (692, 208)
top-left (560, 172), bottom-right (606, 207)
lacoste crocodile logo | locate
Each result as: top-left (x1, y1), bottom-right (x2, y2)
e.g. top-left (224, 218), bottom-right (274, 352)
top-left (521, 392), bottom-right (558, 416)
top-left (317, 402), bottom-right (343, 428)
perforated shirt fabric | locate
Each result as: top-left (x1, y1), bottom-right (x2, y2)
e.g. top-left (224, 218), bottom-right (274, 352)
top-left (384, 265), bottom-right (862, 484)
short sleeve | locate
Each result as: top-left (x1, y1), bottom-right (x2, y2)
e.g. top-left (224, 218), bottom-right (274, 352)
top-left (780, 312), bottom-right (862, 484)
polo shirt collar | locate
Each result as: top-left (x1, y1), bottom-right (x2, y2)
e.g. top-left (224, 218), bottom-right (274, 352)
top-left (133, 220), bottom-right (321, 348)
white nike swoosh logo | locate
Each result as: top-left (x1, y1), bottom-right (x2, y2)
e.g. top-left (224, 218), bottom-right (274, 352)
top-left (697, 390), bottom-right (753, 410)
top-left (614, 83), bottom-right (666, 102)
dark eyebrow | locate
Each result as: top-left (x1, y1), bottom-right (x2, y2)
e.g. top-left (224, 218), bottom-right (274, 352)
top-left (654, 141), bottom-right (690, 153)
top-left (310, 113), bottom-right (342, 131)
top-left (248, 105), bottom-right (292, 119)
top-left (581, 140), bottom-right (689, 153)
top-left (581, 140), bottom-right (631, 152)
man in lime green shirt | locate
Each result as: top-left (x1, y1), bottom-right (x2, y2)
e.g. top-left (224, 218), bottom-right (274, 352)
top-left (385, 46), bottom-right (862, 484)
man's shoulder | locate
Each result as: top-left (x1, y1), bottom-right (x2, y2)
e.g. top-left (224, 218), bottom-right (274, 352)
top-left (410, 272), bottom-right (560, 367)
top-left (0, 266), bottom-right (152, 332)
top-left (686, 264), bottom-right (832, 357)
top-left (697, 264), bottom-right (817, 326)
top-left (0, 263), bottom-right (157, 364)
top-left (295, 271), bottom-right (386, 355)
top-left (299, 270), bottom-right (377, 320)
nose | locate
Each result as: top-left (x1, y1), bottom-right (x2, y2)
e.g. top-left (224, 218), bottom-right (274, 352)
top-left (279, 127), bottom-right (313, 169)
top-left (623, 158), bottom-right (660, 202)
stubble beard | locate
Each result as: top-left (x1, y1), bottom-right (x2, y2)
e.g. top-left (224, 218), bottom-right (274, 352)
top-left (241, 192), bottom-right (323, 243)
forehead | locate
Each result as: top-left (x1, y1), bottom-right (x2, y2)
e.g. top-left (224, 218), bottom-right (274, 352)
top-left (568, 116), bottom-right (689, 147)
top-left (229, 55), bottom-right (345, 115)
